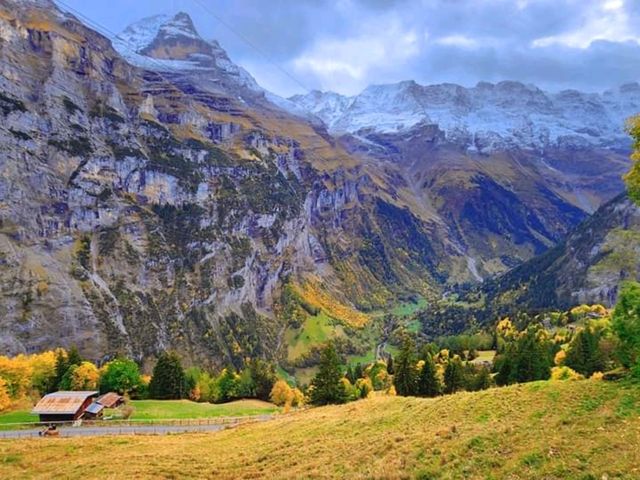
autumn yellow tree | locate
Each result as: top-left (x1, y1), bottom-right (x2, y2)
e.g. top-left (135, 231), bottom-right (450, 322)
top-left (270, 379), bottom-right (293, 407)
top-left (0, 378), bottom-right (11, 412)
top-left (0, 355), bottom-right (33, 399)
top-left (625, 116), bottom-right (640, 203)
top-left (70, 362), bottom-right (100, 390)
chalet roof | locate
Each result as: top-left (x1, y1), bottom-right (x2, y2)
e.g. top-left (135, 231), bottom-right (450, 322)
top-left (96, 392), bottom-right (123, 408)
top-left (32, 391), bottom-right (98, 415)
top-left (85, 402), bottom-right (104, 415)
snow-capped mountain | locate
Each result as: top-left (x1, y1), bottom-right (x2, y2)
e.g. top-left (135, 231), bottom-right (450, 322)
top-left (114, 12), bottom-right (260, 91)
top-left (289, 81), bottom-right (640, 153)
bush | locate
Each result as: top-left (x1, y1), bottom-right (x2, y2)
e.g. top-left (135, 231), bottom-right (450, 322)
top-left (270, 380), bottom-right (293, 407)
top-left (550, 366), bottom-right (584, 381)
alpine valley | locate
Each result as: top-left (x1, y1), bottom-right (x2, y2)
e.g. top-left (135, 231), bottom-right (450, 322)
top-left (1, 0), bottom-right (639, 372)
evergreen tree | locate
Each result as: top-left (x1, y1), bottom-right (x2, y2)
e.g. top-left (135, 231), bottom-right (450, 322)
top-left (386, 356), bottom-right (394, 375)
top-left (67, 346), bottom-right (83, 367)
top-left (471, 366), bottom-right (492, 391)
top-left (416, 353), bottom-right (440, 397)
top-left (149, 351), bottom-right (187, 400)
top-left (612, 281), bottom-right (640, 373)
top-left (353, 363), bottom-right (364, 380)
top-left (443, 356), bottom-right (465, 394)
top-left (566, 328), bottom-right (604, 377)
top-left (512, 326), bottom-right (552, 383)
top-left (494, 349), bottom-right (515, 386)
top-left (393, 336), bottom-right (418, 396)
top-left (310, 342), bottom-right (348, 405)
top-left (345, 364), bottom-right (357, 384)
top-left (247, 359), bottom-right (277, 401)
top-left (53, 349), bottom-right (70, 391)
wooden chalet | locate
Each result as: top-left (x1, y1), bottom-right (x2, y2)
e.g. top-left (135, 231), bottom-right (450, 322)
top-left (96, 392), bottom-right (125, 409)
top-left (32, 391), bottom-right (98, 422)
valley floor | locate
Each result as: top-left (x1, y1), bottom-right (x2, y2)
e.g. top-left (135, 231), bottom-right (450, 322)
top-left (1, 380), bottom-right (639, 479)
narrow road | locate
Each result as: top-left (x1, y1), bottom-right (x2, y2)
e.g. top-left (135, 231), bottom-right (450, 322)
top-left (0, 415), bottom-right (274, 439)
top-left (375, 315), bottom-right (397, 361)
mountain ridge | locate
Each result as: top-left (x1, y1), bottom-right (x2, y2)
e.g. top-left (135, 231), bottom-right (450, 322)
top-left (289, 80), bottom-right (639, 153)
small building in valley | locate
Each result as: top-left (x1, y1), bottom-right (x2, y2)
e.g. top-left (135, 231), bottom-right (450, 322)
top-left (96, 392), bottom-right (125, 409)
top-left (83, 401), bottom-right (105, 419)
top-left (32, 391), bottom-right (98, 422)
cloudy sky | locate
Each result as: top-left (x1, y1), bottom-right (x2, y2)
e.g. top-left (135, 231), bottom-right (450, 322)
top-left (56, 0), bottom-right (640, 97)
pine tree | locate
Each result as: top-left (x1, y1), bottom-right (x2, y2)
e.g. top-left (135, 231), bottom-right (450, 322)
top-left (512, 326), bottom-right (552, 383)
top-left (67, 346), bottom-right (83, 367)
top-left (310, 342), bottom-right (348, 405)
top-left (247, 359), bottom-right (277, 401)
top-left (443, 356), bottom-right (465, 394)
top-left (345, 364), bottom-right (357, 384)
top-left (416, 353), bottom-right (440, 397)
top-left (393, 336), bottom-right (418, 396)
top-left (149, 351), bottom-right (187, 400)
top-left (354, 363), bottom-right (364, 380)
top-left (612, 281), bottom-right (640, 373)
top-left (565, 327), bottom-right (604, 377)
top-left (472, 366), bottom-right (492, 391)
top-left (386, 356), bottom-right (394, 375)
top-left (53, 349), bottom-right (70, 392)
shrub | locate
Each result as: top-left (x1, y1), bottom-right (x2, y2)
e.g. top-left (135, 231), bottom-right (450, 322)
top-left (0, 378), bottom-right (11, 412)
top-left (550, 366), bottom-right (584, 381)
top-left (270, 380), bottom-right (293, 407)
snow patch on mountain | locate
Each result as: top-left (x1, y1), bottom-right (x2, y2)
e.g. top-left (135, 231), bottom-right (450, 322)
top-left (289, 81), bottom-right (640, 152)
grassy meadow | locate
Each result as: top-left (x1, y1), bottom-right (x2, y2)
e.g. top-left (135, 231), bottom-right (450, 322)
top-left (0, 399), bottom-right (277, 429)
top-left (1, 379), bottom-right (639, 479)
top-left (127, 399), bottom-right (277, 420)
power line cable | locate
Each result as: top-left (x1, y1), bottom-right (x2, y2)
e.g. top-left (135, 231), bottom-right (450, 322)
top-left (189, 0), bottom-right (313, 94)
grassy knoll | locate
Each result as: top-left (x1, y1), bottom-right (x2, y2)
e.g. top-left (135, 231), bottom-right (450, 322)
top-left (128, 399), bottom-right (277, 420)
top-left (2, 379), bottom-right (639, 479)
top-left (285, 311), bottom-right (343, 362)
top-left (0, 411), bottom-right (37, 429)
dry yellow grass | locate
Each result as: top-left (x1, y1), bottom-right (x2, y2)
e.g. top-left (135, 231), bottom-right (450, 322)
top-left (295, 279), bottom-right (369, 328)
top-left (1, 380), bottom-right (639, 479)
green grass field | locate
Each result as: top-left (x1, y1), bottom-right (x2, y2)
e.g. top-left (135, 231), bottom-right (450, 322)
top-left (127, 399), bottom-right (277, 420)
top-left (0, 399), bottom-right (277, 428)
top-left (285, 311), bottom-right (344, 362)
top-left (1, 379), bottom-right (638, 479)
top-left (0, 411), bottom-right (38, 429)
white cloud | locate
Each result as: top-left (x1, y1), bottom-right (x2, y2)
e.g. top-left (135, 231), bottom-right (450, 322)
top-left (532, 0), bottom-right (639, 48)
top-left (435, 35), bottom-right (479, 48)
top-left (291, 19), bottom-right (420, 94)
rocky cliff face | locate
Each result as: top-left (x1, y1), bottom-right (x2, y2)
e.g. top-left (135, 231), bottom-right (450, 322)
top-left (0, 2), bottom-right (462, 364)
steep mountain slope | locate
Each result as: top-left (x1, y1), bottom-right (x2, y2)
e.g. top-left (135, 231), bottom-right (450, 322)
top-left (421, 193), bottom-right (640, 336)
top-left (0, 2), bottom-right (465, 364)
top-left (291, 82), bottom-right (633, 275)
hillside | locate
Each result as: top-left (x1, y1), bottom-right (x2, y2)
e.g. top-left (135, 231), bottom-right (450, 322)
top-left (1, 379), bottom-right (639, 478)
top-left (421, 193), bottom-right (640, 336)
